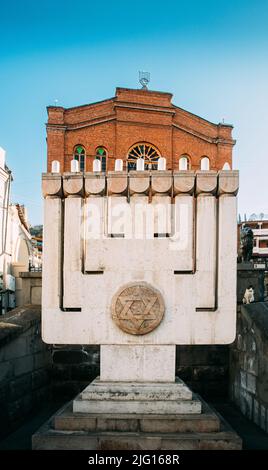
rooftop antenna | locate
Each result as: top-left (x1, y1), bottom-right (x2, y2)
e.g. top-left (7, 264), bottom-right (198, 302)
top-left (139, 71), bottom-right (150, 90)
top-left (54, 99), bottom-right (59, 106)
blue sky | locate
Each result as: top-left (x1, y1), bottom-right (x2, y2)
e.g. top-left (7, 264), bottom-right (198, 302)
top-left (0, 0), bottom-right (268, 224)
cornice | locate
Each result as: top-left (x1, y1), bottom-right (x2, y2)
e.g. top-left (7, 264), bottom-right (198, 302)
top-left (46, 116), bottom-right (235, 146)
top-left (46, 124), bottom-right (67, 131)
top-left (172, 123), bottom-right (235, 146)
top-left (113, 102), bottom-right (175, 115)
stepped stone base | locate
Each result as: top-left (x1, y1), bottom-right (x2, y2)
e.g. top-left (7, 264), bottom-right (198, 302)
top-left (32, 378), bottom-right (242, 450)
top-left (73, 377), bottom-right (201, 414)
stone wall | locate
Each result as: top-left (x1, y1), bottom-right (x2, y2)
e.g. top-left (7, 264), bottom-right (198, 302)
top-left (3, 301), bottom-right (267, 439)
top-left (2, 301), bottom-right (268, 439)
top-left (230, 303), bottom-right (268, 434)
top-left (18, 272), bottom-right (42, 306)
top-left (0, 305), bottom-right (51, 438)
top-left (176, 345), bottom-right (229, 401)
top-left (0, 304), bottom-right (230, 439)
top-left (49, 344), bottom-right (229, 402)
top-left (51, 345), bottom-right (100, 401)
top-left (237, 264), bottom-right (265, 304)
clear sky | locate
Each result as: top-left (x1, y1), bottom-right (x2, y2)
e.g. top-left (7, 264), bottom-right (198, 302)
top-left (0, 0), bottom-right (268, 225)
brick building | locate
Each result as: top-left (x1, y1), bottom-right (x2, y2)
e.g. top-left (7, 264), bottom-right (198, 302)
top-left (46, 87), bottom-right (235, 172)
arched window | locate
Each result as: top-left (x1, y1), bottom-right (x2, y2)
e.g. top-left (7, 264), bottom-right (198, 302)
top-left (74, 145), bottom-right (85, 171)
top-left (222, 162), bottom-right (231, 170)
top-left (95, 147), bottom-right (107, 172)
top-left (179, 155), bottom-right (190, 170)
top-left (127, 143), bottom-right (161, 171)
top-left (200, 156), bottom-right (210, 171)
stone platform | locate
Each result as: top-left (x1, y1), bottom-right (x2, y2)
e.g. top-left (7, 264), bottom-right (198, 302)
top-left (32, 378), bottom-right (242, 450)
top-left (73, 378), bottom-right (200, 414)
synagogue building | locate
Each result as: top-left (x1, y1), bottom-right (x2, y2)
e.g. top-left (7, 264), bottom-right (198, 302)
top-left (46, 87), bottom-right (235, 172)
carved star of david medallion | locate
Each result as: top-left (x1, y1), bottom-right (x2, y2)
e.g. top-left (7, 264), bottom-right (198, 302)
top-left (111, 282), bottom-right (165, 335)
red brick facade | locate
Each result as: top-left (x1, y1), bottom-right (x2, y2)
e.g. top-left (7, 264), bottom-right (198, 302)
top-left (46, 87), bottom-right (235, 172)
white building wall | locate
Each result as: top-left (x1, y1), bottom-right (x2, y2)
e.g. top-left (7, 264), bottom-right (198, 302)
top-left (0, 147), bottom-right (32, 312)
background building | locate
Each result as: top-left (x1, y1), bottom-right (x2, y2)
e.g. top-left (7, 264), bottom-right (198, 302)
top-left (30, 225), bottom-right (43, 270)
top-left (238, 219), bottom-right (268, 268)
top-left (0, 147), bottom-right (36, 313)
top-left (46, 87), bottom-right (235, 173)
top-left (238, 217), bottom-right (268, 300)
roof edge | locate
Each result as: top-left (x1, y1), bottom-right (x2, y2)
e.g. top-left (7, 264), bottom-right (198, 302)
top-left (47, 97), bottom-right (115, 113)
top-left (173, 104), bottom-right (233, 128)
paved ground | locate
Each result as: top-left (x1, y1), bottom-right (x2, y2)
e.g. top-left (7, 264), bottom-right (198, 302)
top-left (214, 403), bottom-right (268, 450)
top-left (0, 401), bottom-right (267, 450)
top-left (0, 403), bottom-right (61, 450)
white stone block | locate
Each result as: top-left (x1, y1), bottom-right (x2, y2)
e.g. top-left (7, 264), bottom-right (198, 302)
top-left (129, 195), bottom-right (151, 239)
top-left (114, 159), bottom-right (123, 171)
top-left (81, 377), bottom-right (192, 401)
top-left (157, 157), bottom-right (166, 170)
top-left (179, 156), bottom-right (188, 171)
top-left (152, 195), bottom-right (171, 235)
top-left (151, 172), bottom-right (172, 194)
top-left (173, 172), bottom-right (195, 194)
top-left (51, 160), bottom-right (60, 173)
top-left (73, 395), bottom-right (201, 414)
top-left (129, 174), bottom-right (150, 195)
top-left (195, 195), bottom-right (216, 309)
top-left (107, 196), bottom-right (131, 237)
top-left (71, 159), bottom-right (79, 172)
top-left (172, 195), bottom-right (193, 271)
top-left (137, 158), bottom-right (144, 171)
top-left (215, 195), bottom-right (237, 343)
top-left (42, 198), bottom-right (62, 310)
top-left (100, 345), bottom-right (176, 382)
top-left (200, 157), bottom-right (210, 170)
top-left (85, 197), bottom-right (106, 271)
top-left (42, 175), bottom-right (62, 197)
top-left (63, 197), bottom-right (82, 308)
top-left (93, 159), bottom-right (101, 172)
top-left (84, 175), bottom-right (105, 195)
top-left (107, 173), bottom-right (128, 195)
top-left (63, 174), bottom-right (83, 196)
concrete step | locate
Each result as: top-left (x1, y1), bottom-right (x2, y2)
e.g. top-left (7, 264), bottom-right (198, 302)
top-left (55, 402), bottom-right (220, 433)
top-left (32, 399), bottom-right (242, 450)
top-left (32, 425), bottom-right (241, 450)
top-left (81, 377), bottom-right (192, 401)
top-left (73, 394), bottom-right (202, 414)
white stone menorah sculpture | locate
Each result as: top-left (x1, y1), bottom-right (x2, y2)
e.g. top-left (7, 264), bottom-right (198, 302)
top-left (42, 168), bottom-right (239, 387)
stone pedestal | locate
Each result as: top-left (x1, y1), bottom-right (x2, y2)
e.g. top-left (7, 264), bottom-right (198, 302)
top-left (32, 377), bottom-right (242, 450)
top-left (73, 377), bottom-right (201, 414)
top-left (100, 345), bottom-right (175, 382)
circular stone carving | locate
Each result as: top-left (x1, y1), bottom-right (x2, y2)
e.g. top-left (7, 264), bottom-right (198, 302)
top-left (111, 282), bottom-right (165, 335)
